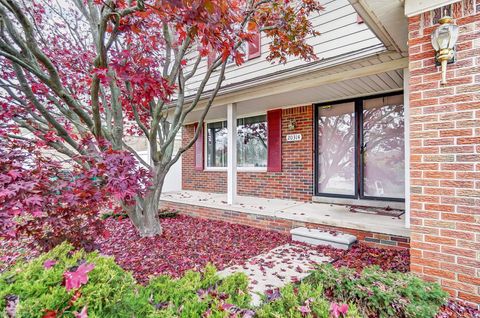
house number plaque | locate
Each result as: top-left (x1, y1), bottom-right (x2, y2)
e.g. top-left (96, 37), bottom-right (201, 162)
top-left (286, 133), bottom-right (302, 142)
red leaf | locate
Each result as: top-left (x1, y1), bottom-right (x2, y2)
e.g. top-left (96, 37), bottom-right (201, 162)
top-left (42, 310), bottom-right (57, 318)
top-left (43, 259), bottom-right (57, 269)
top-left (64, 263), bottom-right (95, 291)
top-left (74, 306), bottom-right (88, 318)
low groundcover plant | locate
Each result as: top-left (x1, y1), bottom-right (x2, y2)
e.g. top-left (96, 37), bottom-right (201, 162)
top-left (307, 264), bottom-right (449, 318)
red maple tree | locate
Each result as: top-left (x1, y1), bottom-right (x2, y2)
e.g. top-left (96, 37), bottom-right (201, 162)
top-left (0, 0), bottom-right (323, 237)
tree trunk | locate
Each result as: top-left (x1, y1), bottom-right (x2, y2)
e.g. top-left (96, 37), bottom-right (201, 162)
top-left (133, 194), bottom-right (163, 237)
top-left (127, 171), bottom-right (167, 237)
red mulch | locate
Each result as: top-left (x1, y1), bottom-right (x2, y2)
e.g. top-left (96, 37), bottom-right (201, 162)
top-left (96, 215), bottom-right (290, 283)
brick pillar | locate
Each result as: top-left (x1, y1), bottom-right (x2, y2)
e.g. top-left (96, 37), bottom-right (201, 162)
top-left (408, 0), bottom-right (480, 306)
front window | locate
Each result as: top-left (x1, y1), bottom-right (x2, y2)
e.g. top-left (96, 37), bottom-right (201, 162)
top-left (205, 114), bottom-right (268, 168)
top-left (237, 115), bottom-right (267, 167)
top-left (206, 121), bottom-right (228, 167)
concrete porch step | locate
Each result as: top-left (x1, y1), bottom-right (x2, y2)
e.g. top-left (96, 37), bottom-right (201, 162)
top-left (290, 227), bottom-right (357, 250)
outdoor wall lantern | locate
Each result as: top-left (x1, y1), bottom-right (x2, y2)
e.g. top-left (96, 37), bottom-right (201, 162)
top-left (431, 16), bottom-right (459, 85)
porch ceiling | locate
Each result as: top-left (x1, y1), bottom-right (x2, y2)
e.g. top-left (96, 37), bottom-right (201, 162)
top-left (234, 69), bottom-right (403, 117)
top-left (185, 51), bottom-right (406, 122)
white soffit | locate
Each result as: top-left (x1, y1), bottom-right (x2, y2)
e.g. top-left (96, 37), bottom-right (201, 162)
top-left (184, 68), bottom-right (404, 123)
top-left (349, 0), bottom-right (408, 53)
top-left (405, 0), bottom-right (461, 17)
top-left (183, 54), bottom-right (406, 123)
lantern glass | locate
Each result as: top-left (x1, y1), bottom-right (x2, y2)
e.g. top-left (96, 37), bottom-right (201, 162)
top-left (447, 24), bottom-right (459, 49)
top-left (431, 22), bottom-right (459, 51)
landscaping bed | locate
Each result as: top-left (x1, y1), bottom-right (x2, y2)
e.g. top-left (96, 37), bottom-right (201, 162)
top-left (96, 215), bottom-right (291, 283)
top-left (313, 243), bottom-right (410, 273)
top-left (2, 214), bottom-right (479, 317)
top-left (3, 243), bottom-right (472, 318)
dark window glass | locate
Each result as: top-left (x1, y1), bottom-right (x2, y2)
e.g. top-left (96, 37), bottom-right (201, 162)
top-left (237, 115), bottom-right (267, 167)
top-left (206, 121), bottom-right (227, 167)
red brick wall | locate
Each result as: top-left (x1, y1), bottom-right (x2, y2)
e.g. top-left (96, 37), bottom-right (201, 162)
top-left (408, 0), bottom-right (480, 305)
top-left (161, 200), bottom-right (410, 250)
top-left (182, 105), bottom-right (314, 201)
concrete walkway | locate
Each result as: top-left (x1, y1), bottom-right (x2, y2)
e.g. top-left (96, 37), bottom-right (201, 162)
top-left (161, 190), bottom-right (409, 237)
top-left (217, 243), bottom-right (330, 306)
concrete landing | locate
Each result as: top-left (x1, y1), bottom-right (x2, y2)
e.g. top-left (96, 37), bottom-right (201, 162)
top-left (161, 190), bottom-right (410, 237)
top-left (217, 243), bottom-right (330, 306)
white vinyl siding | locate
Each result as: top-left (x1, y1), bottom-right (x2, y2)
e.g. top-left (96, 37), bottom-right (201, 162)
top-left (182, 0), bottom-right (384, 96)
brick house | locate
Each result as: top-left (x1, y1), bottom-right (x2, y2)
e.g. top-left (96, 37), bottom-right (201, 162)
top-left (159, 0), bottom-right (480, 306)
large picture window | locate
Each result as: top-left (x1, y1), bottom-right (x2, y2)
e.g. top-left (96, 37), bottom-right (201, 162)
top-left (205, 115), bottom-right (268, 168)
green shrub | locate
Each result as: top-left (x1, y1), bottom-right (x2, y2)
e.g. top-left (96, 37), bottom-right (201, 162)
top-left (0, 242), bottom-right (152, 318)
top-left (0, 243), bottom-right (251, 318)
top-left (143, 265), bottom-right (251, 317)
top-left (307, 264), bottom-right (448, 318)
top-left (256, 282), bottom-right (361, 318)
top-left (101, 208), bottom-right (178, 221)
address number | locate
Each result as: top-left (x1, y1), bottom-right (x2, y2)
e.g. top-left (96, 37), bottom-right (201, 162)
top-left (286, 133), bottom-right (302, 142)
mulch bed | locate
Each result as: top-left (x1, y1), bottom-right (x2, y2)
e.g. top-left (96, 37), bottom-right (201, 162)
top-left (96, 215), bottom-right (291, 283)
top-left (2, 214), bottom-right (479, 317)
top-left (437, 300), bottom-right (480, 318)
top-left (0, 237), bottom-right (38, 273)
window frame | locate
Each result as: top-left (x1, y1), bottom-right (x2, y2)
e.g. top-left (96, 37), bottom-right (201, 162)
top-left (203, 112), bottom-right (268, 172)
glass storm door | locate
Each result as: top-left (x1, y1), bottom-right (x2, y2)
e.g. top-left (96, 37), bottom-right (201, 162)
top-left (316, 93), bottom-right (405, 201)
top-left (362, 95), bottom-right (405, 199)
top-left (317, 102), bottom-right (356, 196)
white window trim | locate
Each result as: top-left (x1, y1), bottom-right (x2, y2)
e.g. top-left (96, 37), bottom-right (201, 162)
top-left (238, 166), bottom-right (267, 172)
top-left (204, 112), bottom-right (267, 171)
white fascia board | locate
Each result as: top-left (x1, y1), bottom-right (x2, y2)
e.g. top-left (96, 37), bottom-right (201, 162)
top-left (405, 0), bottom-right (461, 17)
top-left (349, 0), bottom-right (408, 53)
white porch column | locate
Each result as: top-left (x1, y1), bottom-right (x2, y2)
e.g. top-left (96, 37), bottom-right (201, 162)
top-left (403, 68), bottom-right (410, 229)
top-left (227, 103), bottom-right (237, 205)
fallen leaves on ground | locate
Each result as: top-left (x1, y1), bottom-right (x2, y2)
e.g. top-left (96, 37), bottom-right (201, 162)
top-left (312, 243), bottom-right (410, 273)
top-left (96, 215), bottom-right (290, 283)
top-left (0, 237), bottom-right (38, 273)
top-left (437, 299), bottom-right (480, 318)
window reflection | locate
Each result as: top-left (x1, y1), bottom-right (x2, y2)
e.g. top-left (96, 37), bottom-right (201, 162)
top-left (317, 102), bottom-right (356, 196)
top-left (363, 95), bottom-right (405, 199)
top-left (237, 115), bottom-right (267, 167)
top-left (206, 121), bottom-right (228, 167)
top-left (205, 115), bottom-right (268, 168)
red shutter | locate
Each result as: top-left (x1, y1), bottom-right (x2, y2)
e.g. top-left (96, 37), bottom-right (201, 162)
top-left (267, 109), bottom-right (282, 172)
top-left (194, 123), bottom-right (204, 171)
top-left (356, 14), bottom-right (364, 24)
top-left (248, 31), bottom-right (261, 60)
